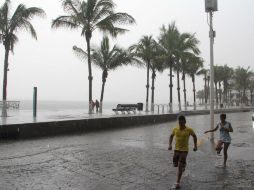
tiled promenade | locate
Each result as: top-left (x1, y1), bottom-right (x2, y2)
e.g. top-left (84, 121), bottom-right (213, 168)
top-left (0, 112), bottom-right (253, 190)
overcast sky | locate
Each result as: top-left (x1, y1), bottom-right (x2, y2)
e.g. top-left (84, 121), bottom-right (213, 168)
top-left (0, 0), bottom-right (254, 105)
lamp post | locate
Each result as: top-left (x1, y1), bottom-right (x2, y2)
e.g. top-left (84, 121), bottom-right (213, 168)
top-left (205, 0), bottom-right (218, 141)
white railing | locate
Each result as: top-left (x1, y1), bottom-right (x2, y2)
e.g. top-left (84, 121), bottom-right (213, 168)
top-left (152, 104), bottom-right (170, 114)
top-left (0, 101), bottom-right (20, 109)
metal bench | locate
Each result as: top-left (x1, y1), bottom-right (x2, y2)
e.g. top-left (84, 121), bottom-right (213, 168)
top-left (112, 103), bottom-right (143, 114)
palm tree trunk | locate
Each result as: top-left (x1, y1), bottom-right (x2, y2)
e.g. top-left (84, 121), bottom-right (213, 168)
top-left (182, 72), bottom-right (187, 111)
top-left (86, 33), bottom-right (93, 114)
top-left (169, 61), bottom-right (173, 113)
top-left (251, 90), bottom-right (253, 107)
top-left (219, 82), bottom-right (222, 107)
top-left (145, 62), bottom-right (150, 112)
top-left (192, 76), bottom-right (196, 110)
top-left (204, 74), bottom-right (207, 109)
top-left (215, 83), bottom-right (218, 109)
top-left (223, 82), bottom-right (227, 105)
top-left (2, 46), bottom-right (10, 117)
top-left (207, 77), bottom-right (210, 104)
top-left (151, 69), bottom-right (155, 112)
top-left (238, 90), bottom-right (241, 106)
top-left (243, 88), bottom-right (246, 105)
top-left (177, 68), bottom-right (181, 111)
top-left (99, 71), bottom-right (107, 113)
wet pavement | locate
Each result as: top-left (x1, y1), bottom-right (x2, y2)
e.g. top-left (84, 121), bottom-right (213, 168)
top-left (0, 112), bottom-right (253, 190)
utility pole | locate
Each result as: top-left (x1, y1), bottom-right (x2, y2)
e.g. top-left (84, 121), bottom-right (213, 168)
top-left (205, 0), bottom-right (218, 140)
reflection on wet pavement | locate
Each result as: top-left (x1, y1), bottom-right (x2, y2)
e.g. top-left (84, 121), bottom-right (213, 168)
top-left (0, 112), bottom-right (254, 189)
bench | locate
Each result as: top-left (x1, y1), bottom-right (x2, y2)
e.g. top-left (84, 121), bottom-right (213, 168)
top-left (112, 103), bottom-right (143, 114)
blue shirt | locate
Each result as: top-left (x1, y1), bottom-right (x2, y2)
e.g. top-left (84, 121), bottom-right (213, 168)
top-left (217, 121), bottom-right (232, 143)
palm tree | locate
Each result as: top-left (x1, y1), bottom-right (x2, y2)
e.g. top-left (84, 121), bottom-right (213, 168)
top-left (196, 90), bottom-right (205, 105)
top-left (174, 32), bottom-right (200, 111)
top-left (150, 44), bottom-right (165, 112)
top-left (73, 36), bottom-right (132, 112)
top-left (221, 65), bottom-right (234, 106)
top-left (52, 0), bottom-right (135, 113)
top-left (214, 65), bottom-right (223, 108)
top-left (129, 35), bottom-right (157, 112)
top-left (249, 77), bottom-right (254, 106)
top-left (0, 0), bottom-right (45, 116)
top-left (158, 22), bottom-right (178, 112)
top-left (197, 68), bottom-right (209, 109)
top-left (181, 52), bottom-right (200, 111)
top-left (234, 66), bottom-right (253, 105)
top-left (185, 55), bottom-right (203, 110)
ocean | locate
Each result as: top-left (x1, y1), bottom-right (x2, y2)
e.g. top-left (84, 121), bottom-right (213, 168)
top-left (1, 100), bottom-right (197, 125)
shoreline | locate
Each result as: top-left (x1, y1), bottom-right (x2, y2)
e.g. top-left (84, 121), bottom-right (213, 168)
top-left (0, 107), bottom-right (252, 140)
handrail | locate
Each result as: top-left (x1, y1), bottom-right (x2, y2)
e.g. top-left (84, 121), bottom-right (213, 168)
top-left (0, 101), bottom-right (20, 109)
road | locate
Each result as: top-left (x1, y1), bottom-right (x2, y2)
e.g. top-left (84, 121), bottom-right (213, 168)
top-left (0, 112), bottom-right (253, 190)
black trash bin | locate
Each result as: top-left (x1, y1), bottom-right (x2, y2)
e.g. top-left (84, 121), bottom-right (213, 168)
top-left (137, 103), bottom-right (143, 111)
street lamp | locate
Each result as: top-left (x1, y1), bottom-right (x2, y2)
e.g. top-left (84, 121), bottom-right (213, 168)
top-left (205, 0), bottom-right (218, 141)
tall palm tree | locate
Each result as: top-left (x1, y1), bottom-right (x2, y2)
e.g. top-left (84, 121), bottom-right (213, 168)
top-left (129, 35), bottom-right (157, 112)
top-left (73, 36), bottom-right (132, 112)
top-left (197, 68), bottom-right (209, 109)
top-left (158, 22), bottom-right (178, 112)
top-left (234, 66), bottom-right (253, 105)
top-left (174, 32), bottom-right (200, 111)
top-left (185, 55), bottom-right (203, 110)
top-left (0, 0), bottom-right (45, 116)
top-left (52, 0), bottom-right (135, 113)
top-left (249, 78), bottom-right (254, 106)
top-left (196, 90), bottom-right (205, 105)
top-left (214, 65), bottom-right (224, 108)
top-left (181, 52), bottom-right (200, 111)
top-left (150, 44), bottom-right (165, 112)
top-left (221, 65), bottom-right (234, 105)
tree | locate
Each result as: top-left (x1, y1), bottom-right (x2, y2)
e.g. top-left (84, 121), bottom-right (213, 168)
top-left (214, 65), bottom-right (224, 108)
top-left (129, 35), bottom-right (157, 112)
top-left (234, 66), bottom-right (253, 105)
top-left (174, 32), bottom-right (200, 111)
top-left (196, 90), bottom-right (205, 104)
top-left (248, 77), bottom-right (254, 106)
top-left (52, 0), bottom-right (135, 113)
top-left (149, 44), bottom-right (165, 112)
top-left (0, 0), bottom-right (45, 116)
top-left (197, 68), bottom-right (209, 108)
top-left (158, 22), bottom-right (178, 112)
top-left (73, 36), bottom-right (132, 112)
top-left (185, 55), bottom-right (203, 110)
top-left (220, 65), bottom-right (234, 105)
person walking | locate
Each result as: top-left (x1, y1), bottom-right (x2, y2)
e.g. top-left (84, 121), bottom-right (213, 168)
top-left (95, 99), bottom-right (100, 112)
top-left (168, 115), bottom-right (198, 189)
top-left (204, 113), bottom-right (233, 167)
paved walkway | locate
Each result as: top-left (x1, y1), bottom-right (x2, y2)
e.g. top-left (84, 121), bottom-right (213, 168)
top-left (0, 112), bottom-right (253, 190)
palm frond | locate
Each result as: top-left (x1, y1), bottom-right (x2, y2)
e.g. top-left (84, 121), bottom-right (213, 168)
top-left (73, 45), bottom-right (88, 61)
top-left (61, 0), bottom-right (81, 15)
top-left (52, 15), bottom-right (79, 29)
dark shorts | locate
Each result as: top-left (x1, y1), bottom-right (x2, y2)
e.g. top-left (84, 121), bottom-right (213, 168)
top-left (173, 150), bottom-right (188, 168)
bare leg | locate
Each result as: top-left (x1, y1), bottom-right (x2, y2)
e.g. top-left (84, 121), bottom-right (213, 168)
top-left (223, 143), bottom-right (230, 166)
top-left (216, 140), bottom-right (223, 154)
top-left (176, 164), bottom-right (184, 184)
top-left (176, 153), bottom-right (187, 187)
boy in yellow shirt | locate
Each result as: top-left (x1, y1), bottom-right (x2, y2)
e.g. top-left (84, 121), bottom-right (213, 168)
top-left (168, 115), bottom-right (198, 189)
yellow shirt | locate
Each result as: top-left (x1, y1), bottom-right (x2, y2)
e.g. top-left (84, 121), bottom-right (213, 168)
top-left (172, 126), bottom-right (195, 151)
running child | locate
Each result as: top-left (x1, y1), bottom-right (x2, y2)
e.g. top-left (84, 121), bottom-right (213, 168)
top-left (168, 115), bottom-right (198, 189)
top-left (204, 113), bottom-right (233, 167)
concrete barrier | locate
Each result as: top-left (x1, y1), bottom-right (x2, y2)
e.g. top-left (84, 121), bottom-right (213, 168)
top-left (0, 113), bottom-right (177, 139)
top-left (0, 107), bottom-right (252, 140)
